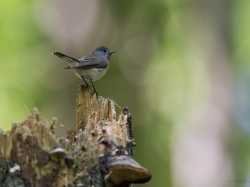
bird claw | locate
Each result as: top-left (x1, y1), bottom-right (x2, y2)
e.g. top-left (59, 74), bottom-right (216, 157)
top-left (91, 90), bottom-right (98, 99)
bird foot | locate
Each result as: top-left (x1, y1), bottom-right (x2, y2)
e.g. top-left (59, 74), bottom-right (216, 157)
top-left (91, 89), bottom-right (98, 99)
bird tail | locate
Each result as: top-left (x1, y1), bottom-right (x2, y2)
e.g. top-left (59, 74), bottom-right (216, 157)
top-left (52, 52), bottom-right (79, 63)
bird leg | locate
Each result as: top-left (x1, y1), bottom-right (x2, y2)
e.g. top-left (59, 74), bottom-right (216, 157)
top-left (90, 80), bottom-right (98, 99)
top-left (81, 76), bottom-right (90, 87)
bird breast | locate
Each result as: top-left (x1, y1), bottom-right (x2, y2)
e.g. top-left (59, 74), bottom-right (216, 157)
top-left (73, 67), bottom-right (108, 81)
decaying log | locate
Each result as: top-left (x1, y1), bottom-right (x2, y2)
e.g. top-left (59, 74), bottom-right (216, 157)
top-left (0, 84), bottom-right (151, 187)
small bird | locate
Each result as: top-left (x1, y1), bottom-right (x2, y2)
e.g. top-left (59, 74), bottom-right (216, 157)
top-left (52, 46), bottom-right (115, 97)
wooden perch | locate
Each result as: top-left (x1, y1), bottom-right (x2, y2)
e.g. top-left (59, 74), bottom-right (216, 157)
top-left (0, 85), bottom-right (151, 187)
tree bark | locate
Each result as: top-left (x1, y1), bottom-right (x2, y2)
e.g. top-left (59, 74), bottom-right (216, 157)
top-left (0, 85), bottom-right (151, 187)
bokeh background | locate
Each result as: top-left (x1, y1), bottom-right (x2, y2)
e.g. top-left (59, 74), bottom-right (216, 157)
top-left (1, 0), bottom-right (250, 186)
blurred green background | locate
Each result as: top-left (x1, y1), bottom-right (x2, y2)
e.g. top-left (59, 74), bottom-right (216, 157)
top-left (1, 0), bottom-right (250, 186)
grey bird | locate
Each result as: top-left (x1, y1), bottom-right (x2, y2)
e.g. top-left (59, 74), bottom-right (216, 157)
top-left (52, 46), bottom-right (116, 97)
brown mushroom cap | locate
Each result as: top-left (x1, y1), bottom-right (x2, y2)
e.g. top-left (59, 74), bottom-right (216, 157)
top-left (49, 147), bottom-right (66, 162)
top-left (65, 155), bottom-right (75, 168)
top-left (108, 155), bottom-right (152, 185)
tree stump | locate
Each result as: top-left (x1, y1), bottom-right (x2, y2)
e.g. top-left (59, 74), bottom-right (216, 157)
top-left (0, 85), bottom-right (151, 187)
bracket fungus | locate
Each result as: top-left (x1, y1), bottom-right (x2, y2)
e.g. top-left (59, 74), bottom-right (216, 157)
top-left (107, 155), bottom-right (151, 185)
top-left (98, 137), bottom-right (152, 185)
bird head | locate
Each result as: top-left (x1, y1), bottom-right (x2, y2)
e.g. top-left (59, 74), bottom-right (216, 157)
top-left (92, 46), bottom-right (116, 60)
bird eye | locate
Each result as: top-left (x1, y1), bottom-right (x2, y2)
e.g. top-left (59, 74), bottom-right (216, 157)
top-left (103, 49), bottom-right (107, 52)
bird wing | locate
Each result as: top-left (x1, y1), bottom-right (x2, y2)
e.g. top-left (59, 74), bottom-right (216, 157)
top-left (53, 52), bottom-right (79, 63)
top-left (67, 53), bottom-right (108, 69)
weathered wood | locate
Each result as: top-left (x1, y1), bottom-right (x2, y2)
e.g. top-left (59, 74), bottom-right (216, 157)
top-left (0, 84), bottom-right (151, 187)
top-left (71, 85), bottom-right (134, 169)
top-left (0, 109), bottom-right (74, 187)
top-left (76, 85), bottom-right (116, 132)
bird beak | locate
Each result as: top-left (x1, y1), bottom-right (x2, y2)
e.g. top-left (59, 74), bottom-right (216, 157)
top-left (108, 50), bottom-right (116, 60)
